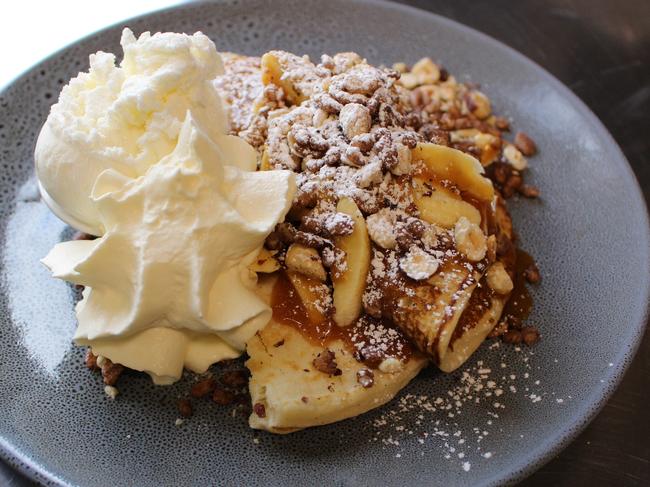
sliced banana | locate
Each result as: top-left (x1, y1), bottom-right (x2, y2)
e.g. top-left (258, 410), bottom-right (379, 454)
top-left (411, 143), bottom-right (494, 202)
top-left (413, 178), bottom-right (481, 228)
top-left (332, 197), bottom-right (371, 327)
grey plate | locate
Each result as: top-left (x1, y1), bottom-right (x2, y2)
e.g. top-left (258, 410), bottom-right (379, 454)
top-left (1, 1), bottom-right (648, 485)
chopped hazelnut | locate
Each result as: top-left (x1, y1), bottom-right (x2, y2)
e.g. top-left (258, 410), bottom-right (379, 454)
top-left (454, 217), bottom-right (487, 262)
top-left (285, 243), bottom-right (327, 281)
top-left (190, 378), bottom-right (216, 398)
top-left (399, 246), bottom-right (440, 280)
top-left (313, 349), bottom-right (342, 376)
top-left (357, 368), bottom-right (375, 388)
top-left (366, 209), bottom-right (398, 249)
top-left (486, 262), bottom-right (514, 294)
top-left (514, 132), bottom-right (537, 156)
top-left (521, 326), bottom-right (540, 346)
top-left (177, 399), bottom-right (193, 418)
top-left (503, 144), bottom-right (528, 171)
top-left (378, 357), bottom-right (403, 374)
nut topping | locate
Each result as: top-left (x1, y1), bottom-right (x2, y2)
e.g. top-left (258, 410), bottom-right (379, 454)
top-left (313, 349), bottom-right (342, 376)
top-left (454, 216), bottom-right (487, 262)
top-left (339, 103), bottom-right (371, 140)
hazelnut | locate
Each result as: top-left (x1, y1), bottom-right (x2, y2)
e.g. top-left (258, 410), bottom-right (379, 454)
top-left (365, 209), bottom-right (398, 249)
top-left (503, 144), bottom-right (528, 171)
top-left (454, 217), bottom-right (487, 262)
top-left (486, 261), bottom-right (514, 294)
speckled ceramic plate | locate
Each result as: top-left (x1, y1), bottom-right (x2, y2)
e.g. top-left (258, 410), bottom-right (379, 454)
top-left (1, 1), bottom-right (648, 485)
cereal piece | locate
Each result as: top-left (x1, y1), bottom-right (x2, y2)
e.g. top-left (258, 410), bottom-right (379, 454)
top-left (519, 184), bottom-right (541, 198)
top-left (514, 131), bottom-right (537, 156)
top-left (212, 387), bottom-right (235, 405)
top-left (339, 103), bottom-right (371, 139)
top-left (221, 370), bottom-right (249, 388)
top-left (101, 359), bottom-right (124, 386)
top-left (503, 329), bottom-right (523, 344)
top-left (521, 326), bottom-right (541, 346)
top-left (85, 349), bottom-right (98, 370)
top-left (523, 261), bottom-right (541, 283)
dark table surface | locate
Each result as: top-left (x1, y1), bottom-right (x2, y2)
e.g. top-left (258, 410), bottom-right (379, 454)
top-left (2, 0), bottom-right (648, 485)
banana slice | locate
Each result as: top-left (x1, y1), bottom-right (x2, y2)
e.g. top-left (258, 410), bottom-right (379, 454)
top-left (412, 143), bottom-right (494, 202)
top-left (413, 178), bottom-right (481, 228)
top-left (332, 197), bottom-right (371, 327)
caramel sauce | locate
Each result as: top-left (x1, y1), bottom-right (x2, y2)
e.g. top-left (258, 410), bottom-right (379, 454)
top-left (271, 272), bottom-right (413, 368)
top-left (501, 249), bottom-right (534, 325)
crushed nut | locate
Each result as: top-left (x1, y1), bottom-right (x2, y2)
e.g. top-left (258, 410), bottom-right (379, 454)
top-left (366, 209), bottom-right (398, 249)
top-left (454, 216), bottom-right (487, 262)
top-left (411, 57), bottom-right (441, 85)
top-left (390, 143), bottom-right (412, 175)
top-left (177, 398), bottom-right (193, 418)
top-left (104, 385), bottom-right (119, 399)
top-left (378, 357), bottom-right (403, 374)
top-left (503, 144), bottom-right (528, 171)
top-left (312, 349), bottom-right (342, 376)
top-left (212, 387), bottom-right (235, 405)
top-left (190, 378), bottom-right (216, 398)
top-left (514, 131), bottom-right (537, 156)
top-left (285, 243), bottom-right (327, 281)
top-left (523, 261), bottom-right (541, 283)
top-left (399, 246), bottom-right (440, 280)
top-left (465, 90), bottom-right (491, 119)
top-left (486, 261), bottom-right (514, 294)
top-left (521, 326), bottom-right (540, 346)
top-left (339, 103), bottom-right (371, 139)
top-left (357, 368), bottom-right (375, 388)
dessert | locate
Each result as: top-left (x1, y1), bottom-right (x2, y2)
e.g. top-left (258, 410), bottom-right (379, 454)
top-left (37, 30), bottom-right (540, 433)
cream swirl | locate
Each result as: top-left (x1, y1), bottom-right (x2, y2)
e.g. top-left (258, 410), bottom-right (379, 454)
top-left (35, 28), bottom-right (229, 235)
top-left (43, 114), bottom-right (295, 384)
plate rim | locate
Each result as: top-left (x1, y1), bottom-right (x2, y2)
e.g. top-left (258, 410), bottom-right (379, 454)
top-left (0, 0), bottom-right (648, 485)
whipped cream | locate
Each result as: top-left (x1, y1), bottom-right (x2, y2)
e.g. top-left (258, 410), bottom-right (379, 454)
top-left (39, 29), bottom-right (296, 384)
top-left (35, 28), bottom-right (229, 236)
top-left (43, 114), bottom-right (295, 384)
